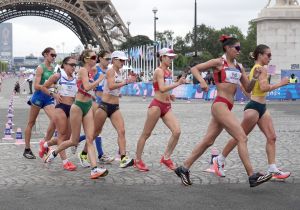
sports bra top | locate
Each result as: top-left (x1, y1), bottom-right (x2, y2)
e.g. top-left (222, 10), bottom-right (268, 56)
top-left (153, 69), bottom-right (172, 91)
top-left (103, 70), bottom-right (123, 97)
top-left (213, 55), bottom-right (242, 85)
top-left (57, 69), bottom-right (77, 97)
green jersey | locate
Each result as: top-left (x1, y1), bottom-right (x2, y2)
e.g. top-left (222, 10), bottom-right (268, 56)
top-left (39, 63), bottom-right (54, 85)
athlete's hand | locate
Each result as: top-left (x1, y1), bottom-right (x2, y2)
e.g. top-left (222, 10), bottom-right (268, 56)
top-left (170, 94), bottom-right (176, 102)
top-left (280, 77), bottom-right (289, 86)
top-left (97, 74), bottom-right (105, 83)
top-left (54, 93), bottom-right (62, 103)
top-left (178, 76), bottom-right (186, 85)
top-left (200, 81), bottom-right (208, 92)
top-left (253, 67), bottom-right (262, 79)
top-left (127, 75), bottom-right (136, 84)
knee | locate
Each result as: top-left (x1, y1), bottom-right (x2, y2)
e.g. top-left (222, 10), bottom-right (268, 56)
top-left (27, 120), bottom-right (36, 128)
top-left (267, 134), bottom-right (277, 144)
top-left (142, 131), bottom-right (151, 139)
top-left (172, 128), bottom-right (181, 139)
top-left (117, 128), bottom-right (125, 137)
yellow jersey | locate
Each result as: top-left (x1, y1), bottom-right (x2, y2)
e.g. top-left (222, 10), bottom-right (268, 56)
top-left (249, 64), bottom-right (267, 97)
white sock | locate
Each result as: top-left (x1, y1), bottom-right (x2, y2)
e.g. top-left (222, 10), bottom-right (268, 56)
top-left (62, 159), bottom-right (69, 165)
top-left (43, 142), bottom-right (48, 148)
top-left (268, 164), bottom-right (278, 172)
top-left (217, 154), bottom-right (226, 163)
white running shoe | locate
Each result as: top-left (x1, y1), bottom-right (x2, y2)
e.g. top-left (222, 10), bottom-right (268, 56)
top-left (78, 152), bottom-right (90, 168)
top-left (99, 154), bottom-right (115, 164)
top-left (213, 157), bottom-right (226, 177)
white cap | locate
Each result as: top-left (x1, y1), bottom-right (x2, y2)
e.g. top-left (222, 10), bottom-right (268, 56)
top-left (159, 48), bottom-right (177, 57)
top-left (111, 51), bottom-right (128, 60)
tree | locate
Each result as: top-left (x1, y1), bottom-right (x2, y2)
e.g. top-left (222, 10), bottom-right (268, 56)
top-left (156, 30), bottom-right (174, 43)
top-left (119, 35), bottom-right (153, 50)
top-left (239, 21), bottom-right (257, 69)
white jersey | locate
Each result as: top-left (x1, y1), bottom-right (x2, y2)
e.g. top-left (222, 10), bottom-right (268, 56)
top-left (103, 70), bottom-right (123, 97)
top-left (57, 69), bottom-right (77, 97)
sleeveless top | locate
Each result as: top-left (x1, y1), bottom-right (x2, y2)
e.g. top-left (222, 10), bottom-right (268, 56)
top-left (39, 63), bottom-right (54, 85)
top-left (249, 64), bottom-right (267, 97)
top-left (103, 70), bottom-right (123, 97)
top-left (94, 65), bottom-right (106, 92)
top-left (57, 69), bottom-right (77, 97)
top-left (213, 55), bottom-right (242, 85)
top-left (76, 70), bottom-right (94, 98)
top-left (153, 69), bottom-right (172, 91)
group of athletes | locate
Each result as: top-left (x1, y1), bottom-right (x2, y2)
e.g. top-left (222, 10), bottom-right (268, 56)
top-left (22, 35), bottom-right (291, 187)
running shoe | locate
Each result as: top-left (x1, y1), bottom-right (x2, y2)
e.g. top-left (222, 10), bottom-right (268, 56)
top-left (160, 156), bottom-right (176, 170)
top-left (119, 156), bottom-right (134, 168)
top-left (249, 172), bottom-right (272, 188)
top-left (213, 157), bottom-right (226, 177)
top-left (38, 140), bottom-right (48, 158)
top-left (90, 167), bottom-right (109, 179)
top-left (44, 150), bottom-right (56, 163)
top-left (78, 151), bottom-right (90, 168)
top-left (23, 148), bottom-right (36, 159)
top-left (63, 161), bottom-right (77, 171)
top-left (134, 159), bottom-right (149, 172)
top-left (269, 169), bottom-right (291, 180)
top-left (175, 166), bottom-right (192, 186)
top-left (98, 154), bottom-right (115, 164)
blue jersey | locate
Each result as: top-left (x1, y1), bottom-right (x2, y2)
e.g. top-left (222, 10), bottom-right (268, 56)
top-left (94, 65), bottom-right (106, 92)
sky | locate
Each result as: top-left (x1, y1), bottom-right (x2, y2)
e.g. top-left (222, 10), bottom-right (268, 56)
top-left (3, 0), bottom-right (270, 57)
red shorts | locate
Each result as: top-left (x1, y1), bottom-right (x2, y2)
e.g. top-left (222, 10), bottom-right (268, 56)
top-left (148, 98), bottom-right (171, 117)
top-left (213, 96), bottom-right (233, 111)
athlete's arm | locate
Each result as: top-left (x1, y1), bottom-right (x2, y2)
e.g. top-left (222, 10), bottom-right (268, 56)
top-left (259, 68), bottom-right (289, 92)
top-left (41, 73), bottom-right (60, 96)
top-left (33, 66), bottom-right (43, 91)
top-left (240, 65), bottom-right (260, 93)
top-left (156, 69), bottom-right (185, 93)
top-left (80, 68), bottom-right (102, 91)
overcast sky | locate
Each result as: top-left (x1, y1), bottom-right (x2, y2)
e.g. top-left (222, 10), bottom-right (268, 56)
top-left (4, 0), bottom-right (269, 57)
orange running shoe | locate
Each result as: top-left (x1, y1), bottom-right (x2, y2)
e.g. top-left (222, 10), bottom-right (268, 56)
top-left (63, 161), bottom-right (77, 171)
top-left (269, 170), bottom-right (291, 180)
top-left (134, 159), bottom-right (149, 172)
top-left (90, 167), bottom-right (108, 179)
top-left (38, 140), bottom-right (48, 158)
top-left (160, 156), bottom-right (176, 170)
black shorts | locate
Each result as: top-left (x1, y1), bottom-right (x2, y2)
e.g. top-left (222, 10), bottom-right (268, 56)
top-left (244, 100), bottom-right (266, 119)
top-left (99, 101), bottom-right (119, 118)
top-left (55, 103), bottom-right (72, 118)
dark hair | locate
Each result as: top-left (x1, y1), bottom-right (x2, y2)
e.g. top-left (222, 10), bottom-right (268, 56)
top-left (219, 35), bottom-right (239, 52)
top-left (61, 56), bottom-right (75, 68)
top-left (42, 47), bottom-right (55, 57)
top-left (79, 49), bottom-right (94, 64)
top-left (97, 50), bottom-right (110, 63)
top-left (251, 44), bottom-right (270, 60)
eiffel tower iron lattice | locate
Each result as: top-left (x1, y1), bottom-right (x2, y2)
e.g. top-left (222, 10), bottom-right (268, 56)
top-left (0, 0), bottom-right (130, 51)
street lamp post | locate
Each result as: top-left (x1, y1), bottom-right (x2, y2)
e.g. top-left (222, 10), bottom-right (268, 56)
top-left (126, 21), bottom-right (131, 36)
top-left (194, 0), bottom-right (197, 57)
top-left (152, 7), bottom-right (158, 42)
top-left (152, 7), bottom-right (158, 71)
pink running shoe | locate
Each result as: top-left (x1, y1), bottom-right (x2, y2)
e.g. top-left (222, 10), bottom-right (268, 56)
top-left (134, 159), bottom-right (149, 172)
top-left (269, 170), bottom-right (291, 180)
top-left (63, 161), bottom-right (77, 171)
top-left (213, 157), bottom-right (226, 177)
top-left (39, 140), bottom-right (48, 159)
top-left (160, 156), bottom-right (176, 170)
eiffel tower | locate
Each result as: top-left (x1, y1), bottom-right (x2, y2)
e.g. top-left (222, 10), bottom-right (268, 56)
top-left (0, 0), bottom-right (129, 51)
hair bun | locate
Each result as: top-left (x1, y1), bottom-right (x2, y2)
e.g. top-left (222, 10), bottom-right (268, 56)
top-left (219, 34), bottom-right (232, 42)
top-left (249, 52), bottom-right (255, 59)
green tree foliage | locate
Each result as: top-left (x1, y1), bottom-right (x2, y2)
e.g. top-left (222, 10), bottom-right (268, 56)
top-left (119, 35), bottom-right (153, 50)
top-left (156, 30), bottom-right (174, 43)
top-left (119, 22), bottom-right (257, 70)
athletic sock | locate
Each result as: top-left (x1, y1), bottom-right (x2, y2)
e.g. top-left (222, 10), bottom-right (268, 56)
top-left (268, 164), bottom-right (279, 172)
top-left (217, 154), bottom-right (226, 163)
top-left (43, 141), bottom-right (48, 148)
top-left (81, 151), bottom-right (87, 155)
